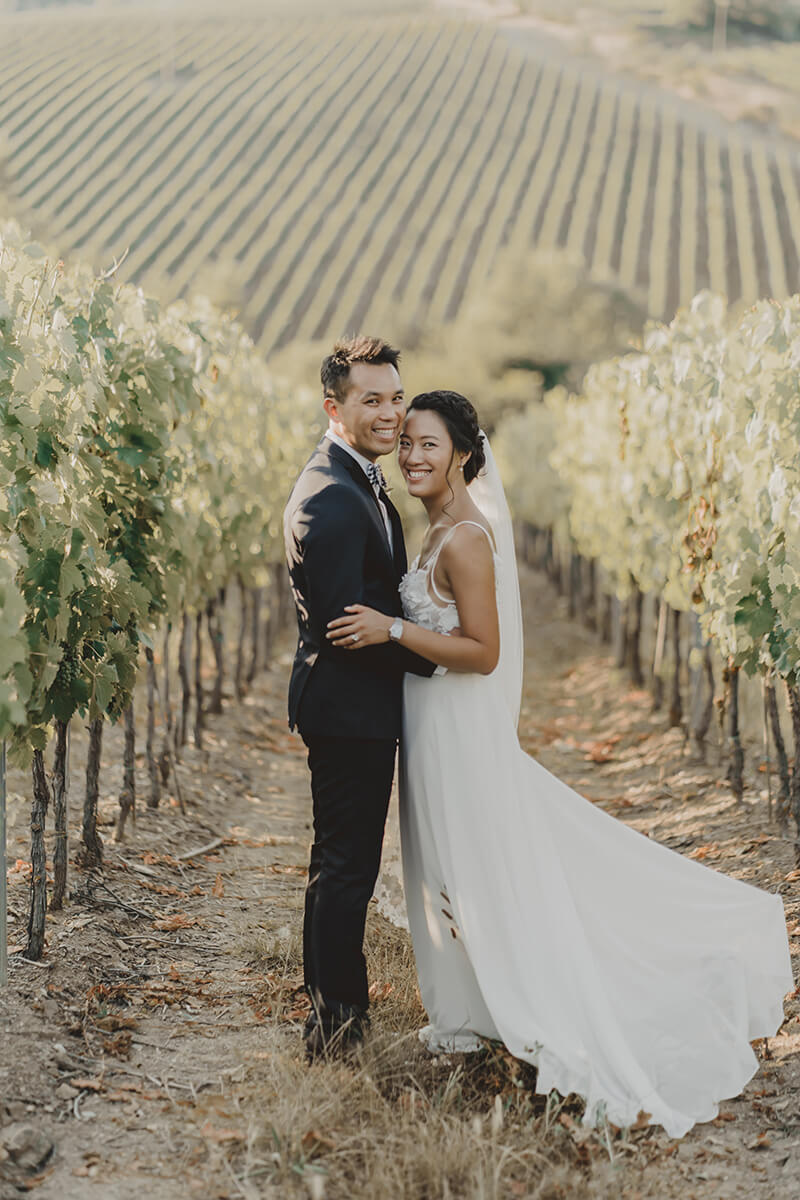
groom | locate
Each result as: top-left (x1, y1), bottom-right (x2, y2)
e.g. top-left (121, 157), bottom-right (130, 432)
top-left (283, 335), bottom-right (436, 1059)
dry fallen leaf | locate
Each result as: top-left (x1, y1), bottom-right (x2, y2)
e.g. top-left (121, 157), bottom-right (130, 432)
top-left (72, 1153), bottom-right (101, 1177)
top-left (200, 1121), bottom-right (244, 1144)
top-left (301, 1129), bottom-right (336, 1155)
top-left (105, 1080), bottom-right (158, 1096)
top-left (142, 851), bottom-right (180, 868)
top-left (689, 843), bottom-right (719, 861)
top-left (70, 1077), bottom-right (104, 1092)
top-left (285, 999), bottom-right (312, 1021)
top-left (94, 1015), bottom-right (138, 1032)
top-left (583, 734), bottom-right (621, 764)
top-left (102, 1031), bottom-right (133, 1059)
top-left (153, 912), bottom-right (200, 931)
top-left (15, 1167), bottom-right (55, 1190)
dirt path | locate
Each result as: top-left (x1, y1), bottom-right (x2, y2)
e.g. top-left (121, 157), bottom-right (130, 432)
top-left (2, 566), bottom-right (798, 1198)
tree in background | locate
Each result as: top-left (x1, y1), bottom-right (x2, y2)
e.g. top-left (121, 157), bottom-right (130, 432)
top-left (272, 248), bottom-right (645, 437)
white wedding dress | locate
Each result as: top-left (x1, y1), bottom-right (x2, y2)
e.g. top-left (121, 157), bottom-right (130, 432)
top-left (385, 438), bottom-right (793, 1139)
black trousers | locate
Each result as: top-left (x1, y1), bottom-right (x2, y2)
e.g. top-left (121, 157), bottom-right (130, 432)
top-left (302, 735), bottom-right (397, 1020)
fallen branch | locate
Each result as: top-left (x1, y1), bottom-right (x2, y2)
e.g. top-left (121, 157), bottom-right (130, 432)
top-left (177, 837), bottom-right (224, 861)
top-left (9, 954), bottom-right (52, 969)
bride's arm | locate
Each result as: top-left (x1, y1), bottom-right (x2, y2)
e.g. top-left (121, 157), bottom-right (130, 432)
top-left (326, 525), bottom-right (499, 674)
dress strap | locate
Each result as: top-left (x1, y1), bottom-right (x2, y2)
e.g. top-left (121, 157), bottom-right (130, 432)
top-left (427, 521), bottom-right (495, 604)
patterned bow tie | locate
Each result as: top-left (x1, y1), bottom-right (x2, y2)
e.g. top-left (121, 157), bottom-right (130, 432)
top-left (366, 462), bottom-right (389, 492)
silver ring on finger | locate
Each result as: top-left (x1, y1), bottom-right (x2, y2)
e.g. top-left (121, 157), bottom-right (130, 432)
top-left (350, 633), bottom-right (360, 643)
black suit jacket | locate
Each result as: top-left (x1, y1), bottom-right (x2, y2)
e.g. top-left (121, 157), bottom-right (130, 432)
top-left (284, 438), bottom-right (435, 739)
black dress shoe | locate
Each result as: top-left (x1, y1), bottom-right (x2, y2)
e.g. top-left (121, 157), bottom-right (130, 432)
top-left (304, 1008), bottom-right (369, 1063)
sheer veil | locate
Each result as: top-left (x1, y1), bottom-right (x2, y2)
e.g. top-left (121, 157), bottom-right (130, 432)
top-left (469, 431), bottom-right (524, 727)
top-left (375, 431), bottom-right (523, 928)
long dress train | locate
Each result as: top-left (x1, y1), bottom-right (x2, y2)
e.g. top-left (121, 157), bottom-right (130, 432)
top-left (395, 523), bottom-right (793, 1139)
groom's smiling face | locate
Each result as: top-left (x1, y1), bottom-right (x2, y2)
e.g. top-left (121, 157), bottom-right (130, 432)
top-left (324, 361), bottom-right (405, 462)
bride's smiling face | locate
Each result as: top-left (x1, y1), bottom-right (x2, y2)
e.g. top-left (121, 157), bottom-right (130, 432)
top-left (398, 409), bottom-right (462, 497)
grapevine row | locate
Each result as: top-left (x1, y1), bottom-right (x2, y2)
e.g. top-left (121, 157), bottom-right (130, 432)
top-left (495, 290), bottom-right (800, 852)
top-left (0, 219), bottom-right (321, 965)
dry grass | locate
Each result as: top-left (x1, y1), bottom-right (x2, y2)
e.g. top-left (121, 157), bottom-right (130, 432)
top-left (228, 910), bottom-right (625, 1199)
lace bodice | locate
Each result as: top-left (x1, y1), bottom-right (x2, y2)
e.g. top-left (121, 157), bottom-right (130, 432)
top-left (399, 521), bottom-right (495, 635)
top-left (399, 562), bottom-right (462, 634)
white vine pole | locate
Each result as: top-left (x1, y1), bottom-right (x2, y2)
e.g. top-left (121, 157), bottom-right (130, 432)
top-left (1, 740), bottom-right (7, 987)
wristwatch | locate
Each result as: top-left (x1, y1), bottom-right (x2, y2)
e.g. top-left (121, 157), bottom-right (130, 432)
top-left (388, 617), bottom-right (404, 642)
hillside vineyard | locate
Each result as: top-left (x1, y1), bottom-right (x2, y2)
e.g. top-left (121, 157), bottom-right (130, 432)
top-left (2, 10), bottom-right (800, 348)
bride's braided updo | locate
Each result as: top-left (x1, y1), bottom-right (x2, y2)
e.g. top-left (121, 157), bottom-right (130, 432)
top-left (408, 390), bottom-right (485, 483)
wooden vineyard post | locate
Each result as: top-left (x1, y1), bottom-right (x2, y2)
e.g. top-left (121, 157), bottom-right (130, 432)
top-left (177, 610), bottom-right (191, 751)
top-left (567, 553), bottom-right (580, 620)
top-left (625, 584), bottom-right (644, 687)
top-left (207, 591), bottom-right (225, 715)
top-left (785, 681), bottom-right (800, 865)
top-left (598, 590), bottom-right (612, 645)
top-left (765, 679), bottom-right (791, 831)
top-left (247, 587), bottom-right (262, 686)
top-left (27, 749), bottom-right (50, 959)
top-left (1, 741), bottom-right (7, 986)
top-left (724, 662), bottom-right (744, 803)
top-left (668, 608), bottom-right (683, 728)
top-left (263, 565), bottom-right (284, 670)
top-left (159, 625), bottom-right (173, 786)
top-left (614, 595), bottom-right (628, 670)
top-left (583, 558), bottom-right (597, 631)
top-left (651, 596), bottom-right (668, 711)
top-left (145, 648), bottom-right (160, 809)
top-left (51, 720), bottom-right (70, 910)
top-left (79, 717), bottom-right (104, 867)
top-left (151, 657), bottom-right (186, 816)
top-left (762, 675), bottom-right (773, 823)
top-left (235, 577), bottom-right (248, 702)
top-left (689, 637), bottom-right (715, 760)
top-left (116, 701), bottom-right (136, 841)
top-left (194, 613), bottom-right (205, 750)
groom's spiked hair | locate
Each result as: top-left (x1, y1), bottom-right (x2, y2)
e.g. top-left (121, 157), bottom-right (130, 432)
top-left (321, 335), bottom-right (401, 403)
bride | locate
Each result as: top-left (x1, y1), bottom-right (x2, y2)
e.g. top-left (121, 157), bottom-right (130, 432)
top-left (325, 389), bottom-right (794, 1138)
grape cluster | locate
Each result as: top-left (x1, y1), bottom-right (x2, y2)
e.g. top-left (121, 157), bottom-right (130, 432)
top-left (54, 642), bottom-right (81, 692)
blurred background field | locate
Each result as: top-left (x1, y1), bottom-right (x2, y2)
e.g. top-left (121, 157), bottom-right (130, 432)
top-left (2, 0), bottom-right (800, 378)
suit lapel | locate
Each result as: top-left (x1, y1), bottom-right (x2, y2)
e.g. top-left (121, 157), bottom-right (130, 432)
top-left (383, 492), bottom-right (408, 578)
top-left (323, 439), bottom-right (395, 564)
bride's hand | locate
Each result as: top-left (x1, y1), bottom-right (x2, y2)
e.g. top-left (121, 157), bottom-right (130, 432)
top-left (326, 604), bottom-right (393, 648)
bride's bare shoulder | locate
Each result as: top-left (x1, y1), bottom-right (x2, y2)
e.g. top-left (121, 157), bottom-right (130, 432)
top-left (439, 521), bottom-right (496, 571)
